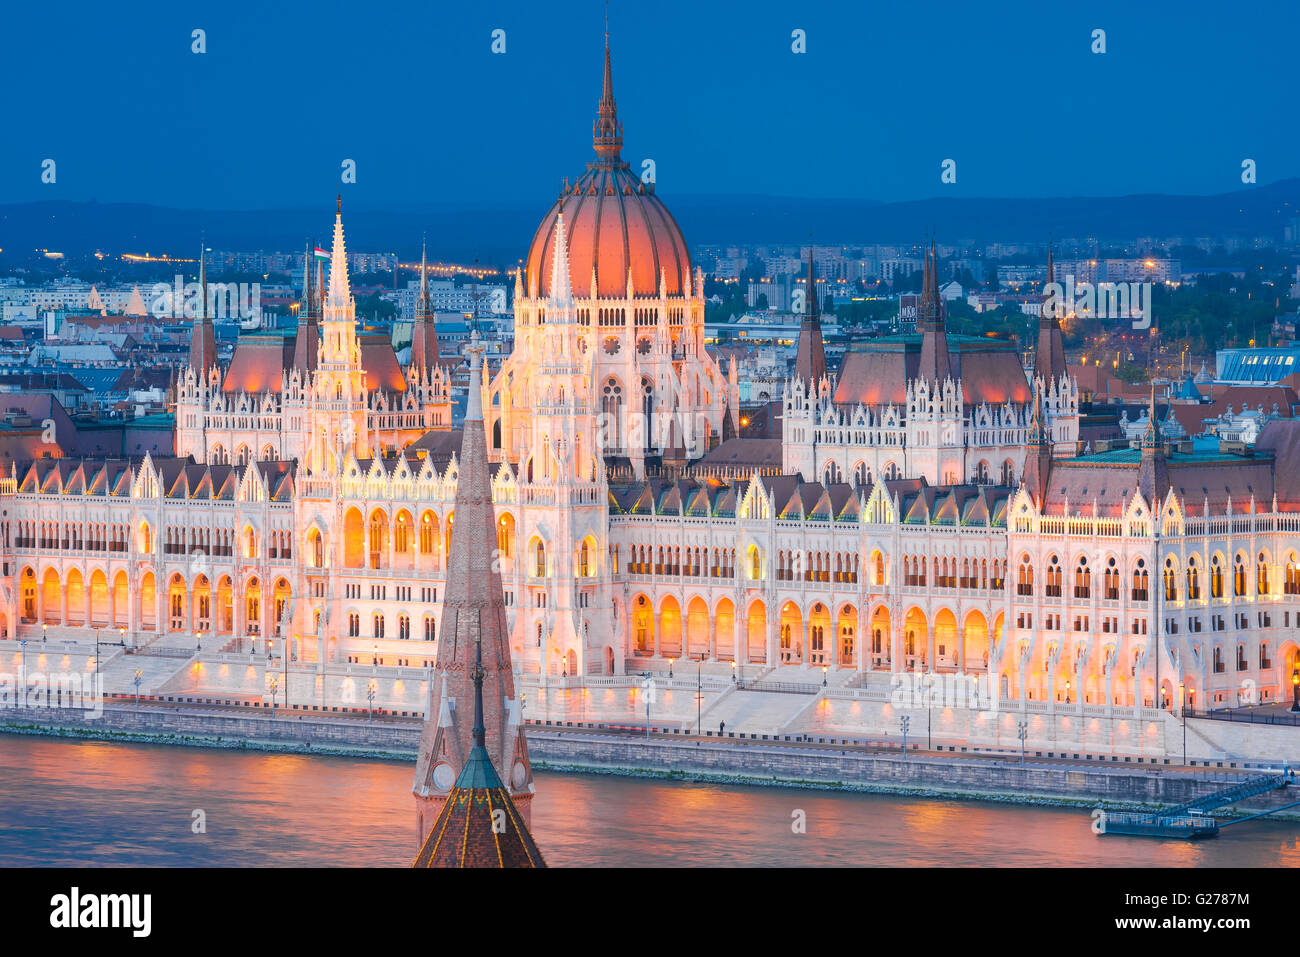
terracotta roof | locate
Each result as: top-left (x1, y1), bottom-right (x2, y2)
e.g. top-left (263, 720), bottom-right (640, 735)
top-left (834, 334), bottom-right (1030, 407)
top-left (1043, 446), bottom-right (1277, 516)
top-left (411, 746), bottom-right (545, 868)
top-left (522, 38), bottom-right (690, 300)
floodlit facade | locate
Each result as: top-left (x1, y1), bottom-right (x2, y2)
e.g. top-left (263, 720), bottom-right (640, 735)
top-left (4, 34), bottom-right (1300, 751)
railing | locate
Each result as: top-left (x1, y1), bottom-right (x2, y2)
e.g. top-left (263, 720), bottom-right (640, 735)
top-left (737, 679), bottom-right (822, 695)
top-left (1186, 708), bottom-right (1300, 727)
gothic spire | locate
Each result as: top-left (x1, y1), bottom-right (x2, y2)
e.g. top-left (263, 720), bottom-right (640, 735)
top-left (549, 210), bottom-right (575, 313)
top-left (302, 239), bottom-right (313, 316)
top-left (412, 330), bottom-right (535, 845)
top-left (794, 243), bottom-right (826, 385)
top-left (917, 237), bottom-right (952, 385)
top-left (592, 16), bottom-right (623, 160)
top-left (1034, 239), bottom-right (1066, 382)
top-left (199, 241), bottom-right (208, 321)
top-left (326, 195), bottom-right (351, 312)
top-left (188, 239), bottom-right (218, 374)
top-left (417, 237), bottom-right (431, 318)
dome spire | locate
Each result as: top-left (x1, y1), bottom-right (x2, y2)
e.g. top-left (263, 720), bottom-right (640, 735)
top-left (592, 6), bottom-right (623, 160)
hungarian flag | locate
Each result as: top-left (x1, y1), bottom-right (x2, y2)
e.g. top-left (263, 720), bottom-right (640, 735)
top-left (313, 247), bottom-right (329, 262)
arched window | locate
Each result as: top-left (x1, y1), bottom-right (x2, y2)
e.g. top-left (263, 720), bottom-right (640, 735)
top-left (1104, 557), bottom-right (1119, 600)
top-left (1257, 552), bottom-right (1269, 595)
top-left (533, 540), bottom-right (547, 578)
top-left (1017, 557), bottom-right (1033, 596)
top-left (1132, 559), bottom-right (1149, 602)
top-left (1210, 556), bottom-right (1223, 598)
top-left (1186, 556), bottom-right (1200, 600)
top-left (1045, 555), bottom-right (1061, 597)
top-left (1234, 555), bottom-right (1247, 596)
top-left (1074, 557), bottom-right (1090, 599)
top-left (1164, 558), bottom-right (1178, 601)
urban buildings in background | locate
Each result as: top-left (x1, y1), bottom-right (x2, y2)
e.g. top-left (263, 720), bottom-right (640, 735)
top-left (3, 31), bottom-right (1300, 771)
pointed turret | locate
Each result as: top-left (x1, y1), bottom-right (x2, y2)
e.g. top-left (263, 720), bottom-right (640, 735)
top-left (412, 630), bottom-right (546, 868)
top-left (301, 239), bottom-right (314, 316)
top-left (188, 242), bottom-right (218, 374)
top-left (1033, 242), bottom-right (1067, 383)
top-left (292, 240), bottom-right (321, 374)
top-left (1137, 381), bottom-right (1170, 507)
top-left (794, 244), bottom-right (827, 386)
top-left (917, 239), bottom-right (952, 385)
top-left (409, 237), bottom-right (441, 372)
top-left (1021, 383), bottom-right (1052, 506)
top-left (413, 331), bottom-right (535, 844)
top-left (549, 210), bottom-right (575, 315)
top-left (325, 195), bottom-right (351, 312)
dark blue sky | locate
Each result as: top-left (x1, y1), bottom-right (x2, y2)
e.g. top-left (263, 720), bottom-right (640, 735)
top-left (3, 0), bottom-right (1292, 210)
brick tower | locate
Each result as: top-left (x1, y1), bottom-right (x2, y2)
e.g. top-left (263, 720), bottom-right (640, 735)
top-left (412, 331), bottom-right (535, 846)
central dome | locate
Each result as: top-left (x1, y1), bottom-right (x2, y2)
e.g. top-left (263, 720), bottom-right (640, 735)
top-left (523, 38), bottom-right (692, 300)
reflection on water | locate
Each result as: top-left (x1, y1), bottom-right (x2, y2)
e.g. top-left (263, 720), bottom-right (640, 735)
top-left (0, 736), bottom-right (1297, 867)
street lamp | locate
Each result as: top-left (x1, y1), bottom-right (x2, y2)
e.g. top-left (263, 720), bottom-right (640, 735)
top-left (900, 714), bottom-right (910, 757)
top-left (42, 622), bottom-right (47, 645)
top-left (1017, 720), bottom-right (1028, 765)
top-left (18, 638), bottom-right (28, 709)
top-left (1292, 667), bottom-right (1300, 713)
top-left (696, 657), bottom-right (703, 733)
top-left (196, 629), bottom-right (202, 654)
top-left (641, 672), bottom-right (652, 740)
top-left (367, 679), bottom-right (376, 722)
top-left (1064, 679), bottom-right (1071, 705)
top-left (731, 660), bottom-right (737, 686)
top-left (668, 657), bottom-right (674, 678)
top-left (822, 664), bottom-right (828, 687)
top-left (133, 668), bottom-right (143, 707)
top-left (1180, 682), bottom-right (1187, 765)
top-left (269, 674), bottom-right (278, 717)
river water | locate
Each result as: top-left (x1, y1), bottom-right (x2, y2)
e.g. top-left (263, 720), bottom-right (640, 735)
top-left (1, 735), bottom-right (1296, 867)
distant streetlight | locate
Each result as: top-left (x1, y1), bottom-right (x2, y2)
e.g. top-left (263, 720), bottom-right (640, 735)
top-left (133, 668), bottom-right (143, 708)
top-left (900, 714), bottom-right (910, 757)
top-left (367, 679), bottom-right (376, 723)
top-left (1017, 720), bottom-right (1028, 765)
top-left (18, 638), bottom-right (28, 709)
top-left (269, 675), bottom-right (278, 717)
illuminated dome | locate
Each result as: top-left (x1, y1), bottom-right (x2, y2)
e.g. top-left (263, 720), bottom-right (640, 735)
top-left (523, 38), bottom-right (692, 300)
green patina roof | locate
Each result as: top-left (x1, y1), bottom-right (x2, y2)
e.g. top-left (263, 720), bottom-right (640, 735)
top-left (1066, 447), bottom-right (1273, 466)
top-left (453, 743), bottom-right (506, 790)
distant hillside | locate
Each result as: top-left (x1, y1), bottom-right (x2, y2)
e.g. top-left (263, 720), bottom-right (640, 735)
top-left (2, 179), bottom-right (1296, 261)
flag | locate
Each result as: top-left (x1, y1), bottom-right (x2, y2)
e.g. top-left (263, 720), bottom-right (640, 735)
top-left (313, 247), bottom-right (329, 262)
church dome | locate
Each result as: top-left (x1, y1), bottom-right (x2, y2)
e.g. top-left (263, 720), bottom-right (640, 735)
top-left (523, 38), bottom-right (692, 300)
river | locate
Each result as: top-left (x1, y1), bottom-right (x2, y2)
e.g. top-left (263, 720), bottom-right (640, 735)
top-left (1, 735), bottom-right (1296, 866)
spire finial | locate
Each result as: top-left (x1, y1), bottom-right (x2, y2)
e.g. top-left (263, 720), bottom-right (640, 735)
top-left (199, 238), bottom-right (208, 321)
top-left (471, 623), bottom-right (486, 749)
top-left (336, 193), bottom-right (342, 215)
top-left (593, 6), bottom-right (623, 159)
